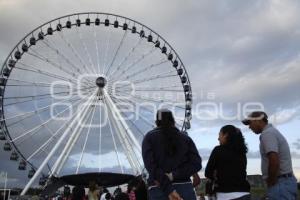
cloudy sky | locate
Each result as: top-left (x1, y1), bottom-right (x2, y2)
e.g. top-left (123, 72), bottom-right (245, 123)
top-left (1, 0), bottom-right (300, 188)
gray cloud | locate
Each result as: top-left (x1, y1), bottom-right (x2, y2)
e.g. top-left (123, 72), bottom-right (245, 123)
top-left (291, 151), bottom-right (300, 159)
top-left (199, 148), bottom-right (300, 163)
top-left (293, 139), bottom-right (300, 150)
top-left (199, 148), bottom-right (262, 161)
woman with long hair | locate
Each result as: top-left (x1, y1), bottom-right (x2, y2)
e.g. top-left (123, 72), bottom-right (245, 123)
top-left (142, 109), bottom-right (202, 200)
top-left (88, 181), bottom-right (99, 200)
top-left (205, 125), bottom-right (251, 200)
top-left (127, 176), bottom-right (147, 200)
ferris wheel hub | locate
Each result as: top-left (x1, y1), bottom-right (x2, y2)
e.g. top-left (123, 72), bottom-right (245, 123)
top-left (95, 76), bottom-right (107, 88)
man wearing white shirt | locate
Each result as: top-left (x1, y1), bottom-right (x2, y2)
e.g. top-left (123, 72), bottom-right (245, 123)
top-left (242, 111), bottom-right (298, 199)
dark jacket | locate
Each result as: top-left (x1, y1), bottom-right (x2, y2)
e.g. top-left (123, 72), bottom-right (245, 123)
top-left (205, 145), bottom-right (250, 193)
top-left (142, 127), bottom-right (202, 195)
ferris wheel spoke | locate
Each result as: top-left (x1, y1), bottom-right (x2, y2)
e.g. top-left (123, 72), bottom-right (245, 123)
top-left (110, 97), bottom-right (150, 136)
top-left (93, 25), bottom-right (101, 74)
top-left (128, 70), bottom-right (178, 84)
top-left (111, 95), bottom-right (156, 118)
top-left (104, 89), bottom-right (142, 153)
top-left (75, 27), bottom-right (97, 74)
top-left (21, 90), bottom-right (97, 195)
top-left (41, 39), bottom-right (90, 77)
top-left (14, 64), bottom-right (75, 84)
top-left (5, 84), bottom-right (66, 88)
top-left (103, 95), bottom-right (142, 173)
top-left (27, 49), bottom-right (94, 87)
top-left (15, 62), bottom-right (92, 87)
top-left (51, 94), bottom-right (98, 175)
top-left (102, 20), bottom-right (113, 75)
top-left (27, 139), bottom-right (54, 163)
top-left (16, 94), bottom-right (91, 163)
top-left (5, 99), bottom-right (79, 128)
top-left (107, 37), bottom-right (143, 79)
top-left (3, 88), bottom-right (92, 107)
top-left (105, 105), bottom-right (136, 173)
top-left (53, 93), bottom-right (99, 175)
top-left (116, 59), bottom-right (168, 82)
top-left (111, 96), bottom-right (183, 127)
top-left (4, 78), bottom-right (67, 88)
top-left (104, 100), bottom-right (124, 173)
top-left (4, 95), bottom-right (82, 127)
top-left (3, 85), bottom-right (96, 100)
top-left (98, 97), bottom-right (102, 172)
top-left (4, 91), bottom-right (72, 100)
top-left (5, 77), bottom-right (91, 90)
top-left (58, 31), bottom-right (96, 75)
top-left (111, 84), bottom-right (183, 93)
top-left (122, 88), bottom-right (183, 93)
top-left (26, 51), bottom-right (79, 79)
top-left (104, 31), bottom-right (128, 76)
top-left (11, 95), bottom-right (88, 144)
top-left (134, 85), bottom-right (183, 90)
top-left (113, 90), bottom-right (186, 110)
top-left (109, 47), bottom-right (157, 82)
top-left (75, 97), bottom-right (97, 174)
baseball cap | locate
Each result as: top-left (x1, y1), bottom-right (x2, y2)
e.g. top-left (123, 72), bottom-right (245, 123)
top-left (242, 111), bottom-right (268, 125)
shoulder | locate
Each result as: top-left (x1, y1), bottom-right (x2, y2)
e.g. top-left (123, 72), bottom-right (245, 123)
top-left (177, 131), bottom-right (197, 146)
top-left (211, 145), bottom-right (222, 154)
top-left (143, 128), bottom-right (161, 142)
top-left (207, 146), bottom-right (222, 160)
top-left (178, 131), bottom-right (191, 140)
top-left (213, 145), bottom-right (222, 150)
top-left (145, 128), bottom-right (160, 137)
top-left (263, 124), bottom-right (281, 135)
top-left (260, 131), bottom-right (273, 140)
top-left (261, 125), bottom-right (283, 141)
top-left (261, 126), bottom-right (276, 139)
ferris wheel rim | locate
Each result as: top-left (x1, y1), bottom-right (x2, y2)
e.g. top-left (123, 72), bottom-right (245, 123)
top-left (0, 12), bottom-right (193, 176)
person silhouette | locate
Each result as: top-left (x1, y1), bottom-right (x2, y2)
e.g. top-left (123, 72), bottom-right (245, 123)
top-left (142, 109), bottom-right (202, 200)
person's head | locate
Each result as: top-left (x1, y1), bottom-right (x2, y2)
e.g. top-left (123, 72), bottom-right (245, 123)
top-left (72, 186), bottom-right (85, 200)
top-left (127, 178), bottom-right (137, 193)
top-left (242, 111), bottom-right (268, 134)
top-left (129, 176), bottom-right (147, 200)
top-left (89, 181), bottom-right (98, 191)
top-left (219, 125), bottom-right (248, 154)
top-left (114, 187), bottom-right (122, 196)
top-left (105, 192), bottom-right (112, 200)
top-left (63, 186), bottom-right (71, 197)
top-left (115, 193), bottom-right (130, 200)
top-left (155, 109), bottom-right (175, 128)
top-left (103, 188), bottom-right (109, 193)
top-left (155, 109), bottom-right (178, 156)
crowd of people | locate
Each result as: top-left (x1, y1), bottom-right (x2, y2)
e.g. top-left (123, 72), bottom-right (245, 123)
top-left (58, 175), bottom-right (147, 200)
top-left (48, 109), bottom-right (298, 200)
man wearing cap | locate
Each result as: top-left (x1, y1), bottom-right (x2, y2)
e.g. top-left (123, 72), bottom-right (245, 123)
top-left (242, 111), bottom-right (298, 199)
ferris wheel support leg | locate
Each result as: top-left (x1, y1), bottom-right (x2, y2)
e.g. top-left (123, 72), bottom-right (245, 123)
top-left (104, 89), bottom-right (141, 152)
top-left (55, 110), bottom-right (91, 174)
top-left (106, 108), bottom-right (140, 174)
top-left (103, 89), bottom-right (143, 174)
top-left (51, 93), bottom-right (97, 175)
top-left (20, 91), bottom-right (97, 196)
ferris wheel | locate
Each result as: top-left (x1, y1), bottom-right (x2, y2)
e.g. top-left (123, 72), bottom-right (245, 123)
top-left (0, 12), bottom-right (192, 194)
